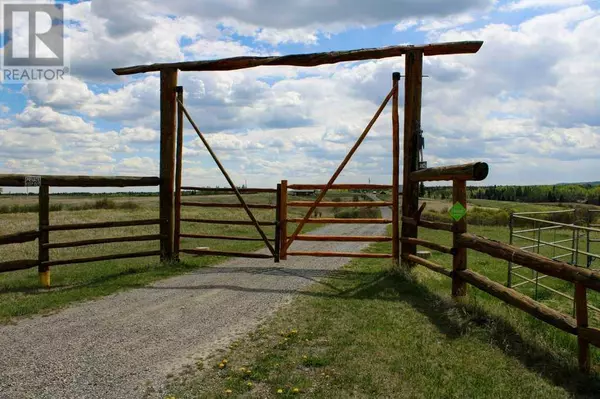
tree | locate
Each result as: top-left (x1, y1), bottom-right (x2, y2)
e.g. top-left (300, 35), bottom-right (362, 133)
top-left (419, 182), bottom-right (425, 197)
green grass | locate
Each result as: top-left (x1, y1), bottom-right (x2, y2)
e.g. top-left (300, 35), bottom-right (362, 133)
top-left (164, 225), bottom-right (600, 398)
top-left (468, 199), bottom-right (565, 212)
top-left (0, 193), bottom-right (319, 324)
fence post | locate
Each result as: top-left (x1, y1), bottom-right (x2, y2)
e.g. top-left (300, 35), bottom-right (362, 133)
top-left (507, 212), bottom-right (514, 287)
top-left (274, 183), bottom-right (282, 263)
top-left (159, 68), bottom-right (178, 262)
top-left (174, 86), bottom-right (184, 260)
top-left (392, 72), bottom-right (400, 266)
top-left (452, 179), bottom-right (467, 297)
top-left (401, 50), bottom-right (423, 263)
top-left (38, 184), bottom-right (50, 288)
top-left (575, 283), bottom-right (590, 373)
top-left (280, 180), bottom-right (288, 260)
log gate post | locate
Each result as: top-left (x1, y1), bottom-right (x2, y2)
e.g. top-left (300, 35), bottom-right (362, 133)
top-left (452, 179), bottom-right (468, 297)
top-left (160, 68), bottom-right (178, 262)
top-left (392, 72), bottom-right (400, 266)
top-left (279, 180), bottom-right (288, 260)
top-left (174, 85), bottom-right (184, 260)
top-left (401, 50), bottom-right (423, 263)
top-left (38, 184), bottom-right (50, 287)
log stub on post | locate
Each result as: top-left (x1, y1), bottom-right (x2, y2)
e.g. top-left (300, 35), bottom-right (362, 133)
top-left (410, 162), bottom-right (489, 182)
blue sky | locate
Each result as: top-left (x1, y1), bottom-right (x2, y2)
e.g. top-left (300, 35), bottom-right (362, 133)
top-left (1, 0), bottom-right (599, 191)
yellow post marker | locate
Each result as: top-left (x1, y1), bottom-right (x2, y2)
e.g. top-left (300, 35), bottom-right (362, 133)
top-left (40, 270), bottom-right (50, 288)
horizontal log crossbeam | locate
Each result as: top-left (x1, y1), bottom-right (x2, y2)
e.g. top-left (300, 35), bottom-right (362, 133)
top-left (287, 184), bottom-right (392, 190)
top-left (287, 251), bottom-right (393, 259)
top-left (0, 230), bottom-right (38, 246)
top-left (400, 237), bottom-right (455, 254)
top-left (181, 186), bottom-right (277, 194)
top-left (293, 235), bottom-right (392, 242)
top-left (180, 233), bottom-right (275, 242)
top-left (402, 216), bottom-right (455, 232)
top-left (181, 218), bottom-right (276, 226)
top-left (402, 254), bottom-right (452, 277)
top-left (287, 201), bottom-right (392, 207)
top-left (410, 162), bottom-right (489, 182)
top-left (287, 218), bottom-right (392, 224)
top-left (113, 41), bottom-right (484, 75)
top-left (45, 219), bottom-right (163, 231)
top-left (457, 233), bottom-right (600, 292)
top-left (43, 234), bottom-right (163, 249)
top-left (0, 259), bottom-right (38, 272)
top-left (41, 251), bottom-right (161, 267)
top-left (180, 249), bottom-right (273, 259)
top-left (0, 174), bottom-right (159, 187)
top-left (181, 202), bottom-right (276, 209)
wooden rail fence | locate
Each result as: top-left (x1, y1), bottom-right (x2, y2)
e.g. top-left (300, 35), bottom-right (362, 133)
top-left (0, 174), bottom-right (163, 287)
top-left (399, 161), bottom-right (600, 372)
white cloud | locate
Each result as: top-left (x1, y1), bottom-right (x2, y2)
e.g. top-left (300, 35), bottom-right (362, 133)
top-left (501, 0), bottom-right (586, 12)
top-left (394, 19), bottom-right (418, 32)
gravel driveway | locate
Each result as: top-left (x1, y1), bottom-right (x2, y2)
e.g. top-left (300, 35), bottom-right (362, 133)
top-left (0, 205), bottom-right (392, 399)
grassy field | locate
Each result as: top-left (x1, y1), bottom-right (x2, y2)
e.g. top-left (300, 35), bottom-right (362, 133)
top-left (0, 191), bottom-right (379, 323)
top-left (163, 225), bottom-right (600, 398)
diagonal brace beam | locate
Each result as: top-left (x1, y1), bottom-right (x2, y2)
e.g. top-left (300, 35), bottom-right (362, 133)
top-left (177, 99), bottom-right (276, 256)
top-left (285, 84), bottom-right (397, 251)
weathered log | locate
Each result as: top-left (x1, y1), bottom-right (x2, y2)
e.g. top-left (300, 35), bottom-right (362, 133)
top-left (274, 183), bottom-right (282, 263)
top-left (392, 73), bottom-right (401, 265)
top-left (287, 251), bottom-right (393, 259)
top-left (287, 184), bottom-right (392, 190)
top-left (180, 249), bottom-right (272, 259)
top-left (179, 233), bottom-right (274, 242)
top-left (287, 201), bottom-right (392, 207)
top-left (174, 86), bottom-right (184, 257)
top-left (45, 219), bottom-right (163, 231)
top-left (402, 216), bottom-right (455, 232)
top-left (452, 180), bottom-right (468, 297)
top-left (0, 230), bottom-right (38, 245)
top-left (181, 202), bottom-right (276, 209)
top-left (0, 259), bottom-right (38, 272)
top-left (457, 269), bottom-right (577, 334)
top-left (181, 186), bottom-right (277, 193)
top-left (0, 174), bottom-right (159, 187)
top-left (294, 235), bottom-right (392, 242)
top-left (38, 185), bottom-right (50, 285)
top-left (287, 218), bottom-right (392, 224)
top-left (181, 218), bottom-right (276, 226)
top-left (410, 162), bottom-right (489, 182)
top-left (456, 233), bottom-right (600, 292)
top-left (41, 251), bottom-right (161, 267)
top-left (403, 254), bottom-right (452, 277)
top-left (401, 49), bottom-right (423, 258)
top-left (400, 237), bottom-right (455, 254)
top-left (112, 41), bottom-right (483, 75)
top-left (43, 234), bottom-right (163, 249)
top-left (579, 327), bottom-right (600, 348)
top-left (575, 283), bottom-right (590, 372)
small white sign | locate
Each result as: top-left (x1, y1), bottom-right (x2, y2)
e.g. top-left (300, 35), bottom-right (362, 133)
top-left (24, 176), bottom-right (42, 187)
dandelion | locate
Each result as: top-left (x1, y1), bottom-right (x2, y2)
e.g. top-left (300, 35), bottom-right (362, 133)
top-left (245, 369), bottom-right (252, 375)
top-left (277, 389), bottom-right (284, 394)
top-left (240, 367), bottom-right (246, 372)
top-left (247, 382), bottom-right (253, 388)
top-left (291, 329), bottom-right (298, 334)
top-left (218, 363), bottom-right (225, 369)
top-left (225, 389), bottom-right (232, 394)
top-left (222, 359), bottom-right (228, 365)
top-left (292, 387), bottom-right (300, 394)
top-left (302, 355), bottom-right (308, 360)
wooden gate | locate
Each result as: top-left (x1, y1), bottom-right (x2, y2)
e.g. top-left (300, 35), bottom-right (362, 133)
top-left (173, 87), bottom-right (280, 261)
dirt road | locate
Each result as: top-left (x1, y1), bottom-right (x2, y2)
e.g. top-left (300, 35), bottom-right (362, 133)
top-left (0, 206), bottom-right (392, 399)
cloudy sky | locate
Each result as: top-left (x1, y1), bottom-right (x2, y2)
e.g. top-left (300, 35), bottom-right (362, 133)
top-left (1, 0), bottom-right (599, 191)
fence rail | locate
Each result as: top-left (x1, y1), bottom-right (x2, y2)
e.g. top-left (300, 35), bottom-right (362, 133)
top-left (400, 164), bottom-right (600, 373)
top-left (0, 174), bottom-right (162, 287)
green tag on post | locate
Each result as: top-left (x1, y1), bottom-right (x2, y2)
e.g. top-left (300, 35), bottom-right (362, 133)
top-left (449, 202), bottom-right (467, 221)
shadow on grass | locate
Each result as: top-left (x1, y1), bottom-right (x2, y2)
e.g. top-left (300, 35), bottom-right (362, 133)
top-left (145, 265), bottom-right (600, 396)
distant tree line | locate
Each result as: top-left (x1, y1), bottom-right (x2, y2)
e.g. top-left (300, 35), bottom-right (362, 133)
top-left (423, 183), bottom-right (600, 205)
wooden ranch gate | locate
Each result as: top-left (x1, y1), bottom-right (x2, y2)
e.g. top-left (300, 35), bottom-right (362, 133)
top-left (113, 40), bottom-right (484, 265)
